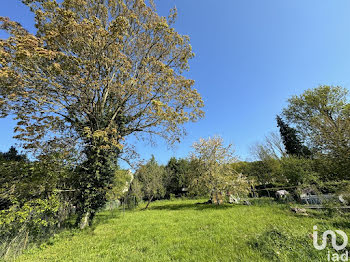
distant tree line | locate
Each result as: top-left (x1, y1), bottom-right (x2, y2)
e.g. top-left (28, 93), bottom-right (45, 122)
top-left (1, 85), bottom-right (349, 259)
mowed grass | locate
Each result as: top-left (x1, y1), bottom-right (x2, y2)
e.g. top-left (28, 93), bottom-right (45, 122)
top-left (15, 199), bottom-right (348, 262)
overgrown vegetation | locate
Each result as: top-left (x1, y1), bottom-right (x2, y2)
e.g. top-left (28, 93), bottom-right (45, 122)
top-left (0, 148), bottom-right (77, 258)
top-left (14, 199), bottom-right (344, 262)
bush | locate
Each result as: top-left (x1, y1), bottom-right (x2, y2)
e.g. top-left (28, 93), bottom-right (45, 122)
top-left (0, 155), bottom-right (76, 259)
top-left (336, 182), bottom-right (350, 204)
top-left (0, 195), bottom-right (60, 259)
top-left (280, 157), bottom-right (319, 186)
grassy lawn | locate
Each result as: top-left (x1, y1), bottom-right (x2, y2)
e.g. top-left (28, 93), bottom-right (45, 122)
top-left (15, 199), bottom-right (348, 262)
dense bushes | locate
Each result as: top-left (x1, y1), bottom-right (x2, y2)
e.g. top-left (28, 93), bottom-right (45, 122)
top-left (279, 157), bottom-right (318, 186)
top-left (0, 195), bottom-right (60, 258)
top-left (0, 149), bottom-right (77, 259)
top-left (231, 156), bottom-right (338, 197)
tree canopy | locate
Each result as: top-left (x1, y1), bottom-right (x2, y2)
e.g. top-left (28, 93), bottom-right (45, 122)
top-left (0, 0), bottom-right (204, 154)
top-left (0, 0), bottom-right (204, 227)
top-left (282, 86), bottom-right (350, 179)
top-left (135, 155), bottom-right (165, 209)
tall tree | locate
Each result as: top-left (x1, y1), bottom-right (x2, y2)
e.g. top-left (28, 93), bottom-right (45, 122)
top-left (164, 157), bottom-right (190, 196)
top-left (0, 0), bottom-right (204, 227)
top-left (283, 86), bottom-right (350, 153)
top-left (282, 85), bottom-right (350, 179)
top-left (276, 115), bottom-right (311, 158)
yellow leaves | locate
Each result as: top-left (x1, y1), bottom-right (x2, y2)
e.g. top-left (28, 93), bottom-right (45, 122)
top-left (16, 49), bottom-right (32, 59)
top-left (100, 144), bottom-right (111, 150)
top-left (45, 30), bottom-right (60, 39)
top-left (41, 0), bottom-right (59, 11)
top-left (8, 93), bottom-right (17, 100)
top-left (112, 140), bottom-right (124, 151)
top-left (74, 0), bottom-right (87, 7)
top-left (83, 126), bottom-right (92, 138)
top-left (154, 21), bottom-right (169, 31)
top-left (52, 63), bottom-right (60, 69)
top-left (0, 70), bottom-right (9, 79)
top-left (151, 99), bottom-right (164, 108)
top-left (32, 48), bottom-right (58, 60)
top-left (137, 0), bottom-right (147, 9)
top-left (0, 48), bottom-right (10, 61)
top-left (129, 12), bottom-right (139, 23)
top-left (50, 62), bottom-right (62, 74)
top-left (92, 130), bottom-right (107, 140)
top-left (57, 8), bottom-right (76, 20)
top-left (82, 126), bottom-right (124, 152)
top-left (116, 16), bottom-right (130, 27)
top-left (1, 0), bottom-right (204, 152)
top-left (109, 16), bottom-right (130, 37)
top-left (23, 35), bottom-right (40, 48)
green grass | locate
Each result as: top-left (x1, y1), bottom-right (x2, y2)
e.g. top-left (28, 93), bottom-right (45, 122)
top-left (15, 199), bottom-right (349, 262)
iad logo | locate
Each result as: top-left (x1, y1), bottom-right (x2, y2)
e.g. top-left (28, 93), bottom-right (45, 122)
top-left (313, 225), bottom-right (349, 261)
top-left (313, 226), bottom-right (348, 251)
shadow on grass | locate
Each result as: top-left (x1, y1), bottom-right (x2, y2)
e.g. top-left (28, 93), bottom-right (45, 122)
top-left (88, 209), bottom-right (123, 232)
top-left (148, 202), bottom-right (235, 211)
top-left (333, 219), bottom-right (350, 229)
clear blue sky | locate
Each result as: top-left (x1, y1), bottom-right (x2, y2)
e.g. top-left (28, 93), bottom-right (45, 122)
top-left (1, 0), bottom-right (350, 166)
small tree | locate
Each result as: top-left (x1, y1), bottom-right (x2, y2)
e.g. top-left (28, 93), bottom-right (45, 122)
top-left (125, 178), bottom-right (143, 209)
top-left (135, 156), bottom-right (165, 209)
top-left (106, 170), bottom-right (133, 202)
top-left (189, 136), bottom-right (250, 204)
top-left (244, 159), bottom-right (281, 186)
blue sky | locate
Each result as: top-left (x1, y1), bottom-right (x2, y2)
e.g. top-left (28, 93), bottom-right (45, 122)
top-left (1, 0), bottom-right (350, 166)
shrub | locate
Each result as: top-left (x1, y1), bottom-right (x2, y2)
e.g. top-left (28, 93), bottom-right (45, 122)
top-left (280, 157), bottom-right (319, 186)
top-left (0, 195), bottom-right (60, 259)
top-left (0, 155), bottom-right (76, 259)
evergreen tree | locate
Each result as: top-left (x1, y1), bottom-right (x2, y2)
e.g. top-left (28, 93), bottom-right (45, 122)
top-left (276, 115), bottom-right (312, 158)
top-left (165, 158), bottom-right (190, 196)
top-left (0, 146), bottom-right (27, 162)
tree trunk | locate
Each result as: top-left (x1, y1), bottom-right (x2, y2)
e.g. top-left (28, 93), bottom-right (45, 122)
top-left (80, 211), bottom-right (91, 229)
top-left (145, 195), bottom-right (154, 209)
top-left (216, 191), bottom-right (220, 205)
